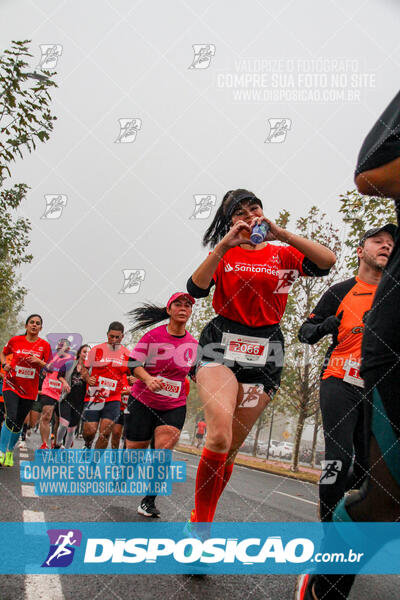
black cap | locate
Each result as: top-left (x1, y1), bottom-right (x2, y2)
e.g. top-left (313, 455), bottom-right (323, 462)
top-left (358, 223), bottom-right (397, 246)
top-left (225, 190), bottom-right (263, 222)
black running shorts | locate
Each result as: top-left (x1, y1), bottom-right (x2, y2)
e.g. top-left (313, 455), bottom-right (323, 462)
top-left (125, 397), bottom-right (186, 442)
top-left (195, 314), bottom-right (284, 398)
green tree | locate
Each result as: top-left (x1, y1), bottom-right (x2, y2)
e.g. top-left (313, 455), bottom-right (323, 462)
top-left (277, 206), bottom-right (345, 472)
top-left (339, 189), bottom-right (395, 271)
top-left (0, 40), bottom-right (57, 177)
top-left (0, 265), bottom-right (25, 347)
top-left (0, 184), bottom-right (32, 344)
top-left (0, 40), bottom-right (57, 336)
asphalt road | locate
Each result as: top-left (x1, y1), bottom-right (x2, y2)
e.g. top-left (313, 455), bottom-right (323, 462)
top-left (0, 433), bottom-right (398, 600)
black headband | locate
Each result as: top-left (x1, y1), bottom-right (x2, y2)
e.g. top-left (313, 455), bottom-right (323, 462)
top-left (224, 191), bottom-right (263, 222)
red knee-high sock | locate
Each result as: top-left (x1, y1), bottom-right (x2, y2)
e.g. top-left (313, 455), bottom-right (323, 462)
top-left (207, 462), bottom-right (235, 522)
top-left (220, 463), bottom-right (234, 495)
top-left (193, 447), bottom-right (228, 522)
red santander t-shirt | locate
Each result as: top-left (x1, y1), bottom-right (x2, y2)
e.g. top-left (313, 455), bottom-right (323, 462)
top-left (212, 244), bottom-right (307, 327)
top-left (2, 336), bottom-right (52, 399)
top-left (84, 342), bottom-right (130, 404)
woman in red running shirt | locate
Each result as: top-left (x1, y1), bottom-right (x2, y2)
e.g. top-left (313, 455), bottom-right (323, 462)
top-left (0, 314), bottom-right (51, 466)
top-left (185, 189), bottom-right (336, 530)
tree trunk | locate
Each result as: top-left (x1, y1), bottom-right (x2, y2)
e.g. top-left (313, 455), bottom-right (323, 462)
top-left (311, 409), bottom-right (320, 467)
top-left (252, 415), bottom-right (263, 456)
top-left (291, 409), bottom-right (306, 472)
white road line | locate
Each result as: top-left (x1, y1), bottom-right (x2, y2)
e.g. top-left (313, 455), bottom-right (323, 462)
top-left (22, 510), bottom-right (45, 521)
top-left (25, 575), bottom-right (64, 599)
top-left (23, 510), bottom-right (65, 599)
top-left (21, 485), bottom-right (38, 498)
top-left (273, 490), bottom-right (317, 506)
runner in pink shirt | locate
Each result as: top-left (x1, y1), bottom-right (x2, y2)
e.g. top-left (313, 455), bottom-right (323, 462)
top-left (126, 292), bottom-right (197, 518)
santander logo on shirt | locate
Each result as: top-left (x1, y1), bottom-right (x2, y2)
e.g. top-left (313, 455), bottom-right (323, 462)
top-left (97, 356), bottom-right (124, 367)
top-left (269, 253), bottom-right (281, 265)
top-left (15, 348), bottom-right (43, 357)
top-left (229, 261), bottom-right (280, 276)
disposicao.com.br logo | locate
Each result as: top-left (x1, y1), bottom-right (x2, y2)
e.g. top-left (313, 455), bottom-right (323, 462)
top-left (2, 522), bottom-right (396, 574)
top-left (84, 535), bottom-right (314, 565)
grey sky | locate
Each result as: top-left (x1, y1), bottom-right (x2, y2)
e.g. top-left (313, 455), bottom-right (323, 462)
top-left (1, 0), bottom-right (399, 344)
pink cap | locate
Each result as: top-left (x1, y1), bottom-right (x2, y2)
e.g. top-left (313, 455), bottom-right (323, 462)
top-left (166, 292), bottom-right (196, 309)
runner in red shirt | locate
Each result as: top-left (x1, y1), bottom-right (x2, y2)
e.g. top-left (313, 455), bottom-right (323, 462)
top-left (82, 321), bottom-right (132, 450)
top-left (185, 189), bottom-right (336, 535)
top-left (195, 420), bottom-right (206, 448)
top-left (0, 314), bottom-right (52, 466)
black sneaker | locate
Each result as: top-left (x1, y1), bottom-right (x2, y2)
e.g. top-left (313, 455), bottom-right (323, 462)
top-left (137, 499), bottom-right (161, 518)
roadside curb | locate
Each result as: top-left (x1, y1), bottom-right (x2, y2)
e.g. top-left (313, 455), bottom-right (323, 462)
top-left (175, 444), bottom-right (319, 485)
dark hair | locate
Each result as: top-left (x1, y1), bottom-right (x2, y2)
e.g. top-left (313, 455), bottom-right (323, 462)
top-left (108, 321), bottom-right (124, 333)
top-left (25, 314), bottom-right (43, 327)
top-left (128, 303), bottom-right (169, 334)
top-left (76, 344), bottom-right (90, 360)
top-left (202, 189), bottom-right (262, 248)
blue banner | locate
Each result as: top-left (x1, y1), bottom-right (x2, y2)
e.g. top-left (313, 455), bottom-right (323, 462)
top-left (20, 449), bottom-right (186, 496)
top-left (2, 522), bottom-right (400, 574)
